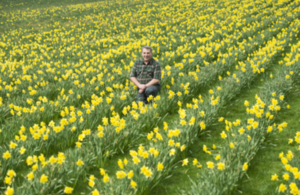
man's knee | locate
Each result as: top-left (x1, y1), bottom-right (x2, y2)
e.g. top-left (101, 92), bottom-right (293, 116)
top-left (136, 92), bottom-right (147, 104)
top-left (145, 85), bottom-right (160, 96)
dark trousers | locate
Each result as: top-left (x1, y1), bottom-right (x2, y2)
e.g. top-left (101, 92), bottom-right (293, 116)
top-left (136, 84), bottom-right (161, 104)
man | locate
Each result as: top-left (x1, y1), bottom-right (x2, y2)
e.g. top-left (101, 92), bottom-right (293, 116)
top-left (130, 46), bottom-right (161, 104)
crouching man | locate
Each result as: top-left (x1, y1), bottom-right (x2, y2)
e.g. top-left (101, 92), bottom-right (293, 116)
top-left (130, 46), bottom-right (161, 104)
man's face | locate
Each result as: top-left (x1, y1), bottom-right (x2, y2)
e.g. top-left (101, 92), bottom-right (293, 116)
top-left (142, 48), bottom-right (152, 62)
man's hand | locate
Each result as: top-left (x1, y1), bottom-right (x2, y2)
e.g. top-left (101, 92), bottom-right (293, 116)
top-left (138, 84), bottom-right (147, 93)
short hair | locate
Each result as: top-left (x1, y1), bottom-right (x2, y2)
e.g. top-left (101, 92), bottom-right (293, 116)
top-left (142, 46), bottom-right (152, 53)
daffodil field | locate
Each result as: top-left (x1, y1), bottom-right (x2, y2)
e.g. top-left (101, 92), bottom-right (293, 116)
top-left (1, 0), bottom-right (300, 194)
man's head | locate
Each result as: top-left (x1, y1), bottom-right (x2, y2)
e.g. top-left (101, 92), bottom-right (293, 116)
top-left (142, 46), bottom-right (152, 62)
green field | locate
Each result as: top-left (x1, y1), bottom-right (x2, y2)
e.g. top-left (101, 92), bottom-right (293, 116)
top-left (1, 0), bottom-right (300, 194)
